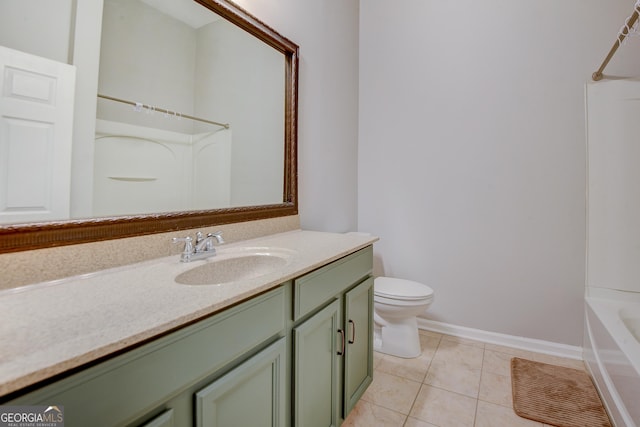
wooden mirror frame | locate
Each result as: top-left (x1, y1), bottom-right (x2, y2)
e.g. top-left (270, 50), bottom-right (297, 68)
top-left (0, 0), bottom-right (298, 254)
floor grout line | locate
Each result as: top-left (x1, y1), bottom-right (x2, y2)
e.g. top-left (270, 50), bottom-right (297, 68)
top-left (346, 332), bottom-right (579, 426)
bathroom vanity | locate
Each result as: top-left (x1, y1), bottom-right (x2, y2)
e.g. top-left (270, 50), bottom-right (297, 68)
top-left (0, 230), bottom-right (376, 427)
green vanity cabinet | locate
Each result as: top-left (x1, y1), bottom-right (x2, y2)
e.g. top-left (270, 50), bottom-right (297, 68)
top-left (3, 245), bottom-right (374, 427)
top-left (292, 246), bottom-right (374, 426)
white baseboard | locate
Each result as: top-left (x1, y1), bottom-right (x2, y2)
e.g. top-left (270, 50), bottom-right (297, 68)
top-left (417, 317), bottom-right (584, 360)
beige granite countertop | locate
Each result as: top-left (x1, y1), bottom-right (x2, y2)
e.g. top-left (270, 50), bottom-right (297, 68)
top-left (0, 229), bottom-right (377, 397)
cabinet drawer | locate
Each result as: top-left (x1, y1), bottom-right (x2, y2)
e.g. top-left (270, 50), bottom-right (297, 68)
top-left (294, 246), bottom-right (372, 321)
top-left (8, 286), bottom-right (286, 427)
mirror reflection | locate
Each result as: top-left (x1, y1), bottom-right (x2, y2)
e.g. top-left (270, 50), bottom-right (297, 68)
top-left (0, 0), bottom-right (286, 224)
top-left (95, 0), bottom-right (286, 217)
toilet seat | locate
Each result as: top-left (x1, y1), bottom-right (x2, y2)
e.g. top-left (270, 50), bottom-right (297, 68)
top-left (374, 277), bottom-right (433, 301)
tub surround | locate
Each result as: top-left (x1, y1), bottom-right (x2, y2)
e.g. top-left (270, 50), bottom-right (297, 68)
top-left (0, 215), bottom-right (300, 290)
top-left (585, 79), bottom-right (640, 427)
top-left (584, 288), bottom-right (640, 427)
top-left (0, 228), bottom-right (378, 397)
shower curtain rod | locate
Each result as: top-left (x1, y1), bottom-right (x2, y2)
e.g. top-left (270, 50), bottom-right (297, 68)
top-left (97, 94), bottom-right (230, 129)
top-left (592, 5), bottom-right (640, 81)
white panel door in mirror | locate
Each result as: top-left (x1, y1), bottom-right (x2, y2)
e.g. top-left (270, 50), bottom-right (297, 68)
top-left (0, 46), bottom-right (76, 224)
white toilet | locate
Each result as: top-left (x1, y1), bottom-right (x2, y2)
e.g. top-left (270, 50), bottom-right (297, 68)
top-left (373, 277), bottom-right (434, 358)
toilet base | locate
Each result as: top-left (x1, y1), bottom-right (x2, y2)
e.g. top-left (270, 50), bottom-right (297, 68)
top-left (373, 317), bottom-right (421, 358)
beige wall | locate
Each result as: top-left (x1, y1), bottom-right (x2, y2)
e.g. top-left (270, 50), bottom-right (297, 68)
top-left (358, 0), bottom-right (640, 346)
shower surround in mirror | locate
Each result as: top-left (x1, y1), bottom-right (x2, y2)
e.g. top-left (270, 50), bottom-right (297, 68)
top-left (94, 119), bottom-right (231, 216)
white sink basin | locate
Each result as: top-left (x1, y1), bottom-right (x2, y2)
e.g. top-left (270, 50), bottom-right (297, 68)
top-left (174, 248), bottom-right (295, 286)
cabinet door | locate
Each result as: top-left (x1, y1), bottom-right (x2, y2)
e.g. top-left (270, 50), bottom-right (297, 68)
top-left (195, 337), bottom-right (287, 427)
top-left (294, 299), bottom-right (341, 427)
top-left (343, 277), bottom-right (374, 417)
top-left (139, 409), bottom-right (174, 427)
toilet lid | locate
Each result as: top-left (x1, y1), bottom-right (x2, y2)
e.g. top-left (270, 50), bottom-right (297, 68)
top-left (374, 277), bottom-right (434, 301)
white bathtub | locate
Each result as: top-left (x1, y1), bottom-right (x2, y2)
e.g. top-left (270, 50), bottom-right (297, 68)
top-left (584, 289), bottom-right (640, 427)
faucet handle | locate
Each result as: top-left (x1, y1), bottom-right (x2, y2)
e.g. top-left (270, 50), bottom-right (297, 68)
top-left (172, 236), bottom-right (194, 261)
top-left (172, 235), bottom-right (193, 246)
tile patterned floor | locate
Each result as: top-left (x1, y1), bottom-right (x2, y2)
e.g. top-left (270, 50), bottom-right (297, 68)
top-left (343, 330), bottom-right (586, 427)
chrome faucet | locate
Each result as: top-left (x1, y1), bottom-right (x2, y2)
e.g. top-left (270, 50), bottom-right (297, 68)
top-left (173, 231), bottom-right (224, 262)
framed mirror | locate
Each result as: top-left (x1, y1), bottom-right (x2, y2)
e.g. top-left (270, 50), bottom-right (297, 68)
top-left (0, 0), bottom-right (298, 253)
